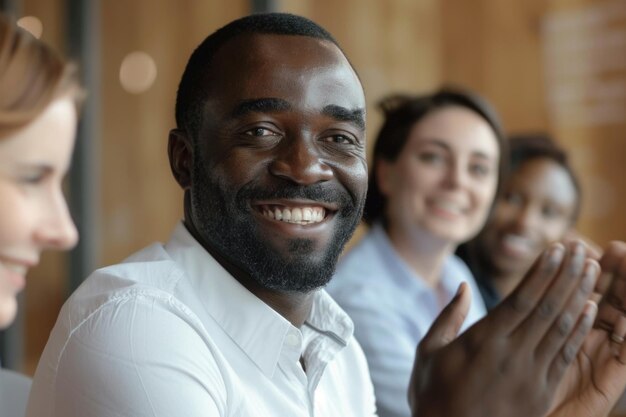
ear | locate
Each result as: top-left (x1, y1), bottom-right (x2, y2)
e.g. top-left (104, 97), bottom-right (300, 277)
top-left (168, 128), bottom-right (193, 190)
top-left (375, 158), bottom-right (395, 197)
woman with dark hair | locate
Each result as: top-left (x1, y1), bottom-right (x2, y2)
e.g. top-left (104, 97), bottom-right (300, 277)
top-left (0, 13), bottom-right (80, 416)
top-left (328, 87), bottom-right (506, 417)
top-left (457, 134), bottom-right (581, 310)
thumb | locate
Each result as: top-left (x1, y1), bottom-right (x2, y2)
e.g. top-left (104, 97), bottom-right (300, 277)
top-left (419, 282), bottom-right (471, 356)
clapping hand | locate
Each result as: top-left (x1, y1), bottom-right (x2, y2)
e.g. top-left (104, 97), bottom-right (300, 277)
top-left (408, 241), bottom-right (599, 417)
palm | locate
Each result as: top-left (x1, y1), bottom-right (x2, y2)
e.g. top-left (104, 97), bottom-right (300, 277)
top-left (550, 327), bottom-right (626, 417)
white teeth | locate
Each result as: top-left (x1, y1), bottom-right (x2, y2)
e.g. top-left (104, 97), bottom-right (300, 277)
top-left (501, 234), bottom-right (535, 257)
top-left (503, 234), bottom-right (532, 249)
top-left (292, 208), bottom-right (302, 222)
top-left (433, 200), bottom-right (463, 214)
top-left (1, 261), bottom-right (27, 275)
top-left (260, 206), bottom-right (326, 225)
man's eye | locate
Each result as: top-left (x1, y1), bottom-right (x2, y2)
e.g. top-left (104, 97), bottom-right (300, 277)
top-left (245, 127), bottom-right (276, 137)
top-left (324, 134), bottom-right (353, 145)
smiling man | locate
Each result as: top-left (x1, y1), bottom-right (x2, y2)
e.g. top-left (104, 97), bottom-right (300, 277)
top-left (26, 12), bottom-right (626, 417)
top-left (27, 13), bottom-right (375, 417)
top-left (176, 31), bottom-right (367, 298)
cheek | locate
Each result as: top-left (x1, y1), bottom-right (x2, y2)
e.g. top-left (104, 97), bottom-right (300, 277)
top-left (541, 220), bottom-right (571, 243)
top-left (471, 183), bottom-right (498, 220)
top-left (481, 178), bottom-right (498, 204)
top-left (0, 189), bottom-right (33, 248)
top-left (336, 158), bottom-right (368, 200)
top-left (221, 151), bottom-right (266, 183)
top-left (491, 206), bottom-right (516, 229)
top-left (0, 291), bottom-right (18, 330)
top-left (394, 167), bottom-right (434, 202)
top-left (202, 152), bottom-right (264, 197)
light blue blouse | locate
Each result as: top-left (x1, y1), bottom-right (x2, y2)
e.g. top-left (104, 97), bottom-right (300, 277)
top-left (327, 223), bottom-right (486, 417)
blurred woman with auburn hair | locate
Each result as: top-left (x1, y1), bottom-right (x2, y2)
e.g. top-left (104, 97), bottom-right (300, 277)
top-left (0, 13), bottom-right (80, 415)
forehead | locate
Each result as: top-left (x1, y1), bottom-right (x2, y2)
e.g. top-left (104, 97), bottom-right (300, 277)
top-left (509, 158), bottom-right (578, 203)
top-left (0, 97), bottom-right (77, 167)
top-left (203, 33), bottom-right (365, 117)
top-left (407, 106), bottom-right (499, 158)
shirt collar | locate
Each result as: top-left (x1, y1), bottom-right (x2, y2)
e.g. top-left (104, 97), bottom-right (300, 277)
top-left (164, 222), bottom-right (353, 377)
top-left (369, 222), bottom-right (470, 298)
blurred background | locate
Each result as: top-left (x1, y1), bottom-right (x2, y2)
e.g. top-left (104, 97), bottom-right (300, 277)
top-left (0, 0), bottom-right (624, 380)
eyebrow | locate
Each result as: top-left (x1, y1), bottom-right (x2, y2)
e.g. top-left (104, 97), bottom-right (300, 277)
top-left (229, 98), bottom-right (292, 118)
top-left (16, 163), bottom-right (55, 174)
top-left (229, 99), bottom-right (366, 131)
top-left (322, 105), bottom-right (365, 131)
top-left (422, 138), bottom-right (495, 160)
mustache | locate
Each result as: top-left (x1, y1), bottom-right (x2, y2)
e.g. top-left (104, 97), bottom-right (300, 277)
top-left (236, 182), bottom-right (356, 211)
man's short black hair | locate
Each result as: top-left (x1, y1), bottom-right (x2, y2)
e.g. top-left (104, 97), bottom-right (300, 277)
top-left (175, 13), bottom-right (341, 139)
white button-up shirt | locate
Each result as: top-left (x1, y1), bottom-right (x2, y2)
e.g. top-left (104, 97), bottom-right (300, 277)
top-left (27, 223), bottom-right (377, 417)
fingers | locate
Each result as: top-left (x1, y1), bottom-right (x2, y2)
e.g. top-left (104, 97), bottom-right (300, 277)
top-left (610, 315), bottom-right (626, 361)
top-left (598, 241), bottom-right (626, 272)
top-left (596, 241), bottom-right (626, 298)
top-left (596, 241), bottom-right (626, 332)
top-left (490, 243), bottom-right (565, 331)
top-left (534, 259), bottom-right (598, 364)
top-left (513, 242), bottom-right (591, 347)
top-left (547, 301), bottom-right (597, 387)
top-left (562, 230), bottom-right (603, 260)
top-left (418, 283), bottom-right (471, 357)
top-left (613, 315), bottom-right (626, 341)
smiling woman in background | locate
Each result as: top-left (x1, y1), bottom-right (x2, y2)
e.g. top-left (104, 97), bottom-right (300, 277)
top-left (328, 88), bottom-right (506, 417)
top-left (0, 13), bottom-right (80, 416)
top-left (457, 133), bottom-right (581, 310)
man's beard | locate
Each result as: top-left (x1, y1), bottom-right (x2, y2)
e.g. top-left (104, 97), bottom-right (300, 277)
top-left (189, 157), bottom-right (364, 293)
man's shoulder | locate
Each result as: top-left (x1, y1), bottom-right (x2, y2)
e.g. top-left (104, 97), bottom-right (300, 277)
top-left (57, 241), bottom-right (198, 339)
top-left (81, 241), bottom-right (182, 297)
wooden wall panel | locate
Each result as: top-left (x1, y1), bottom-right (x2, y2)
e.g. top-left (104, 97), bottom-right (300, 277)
top-left (543, 0), bottom-right (626, 250)
top-left (441, 0), bottom-right (549, 132)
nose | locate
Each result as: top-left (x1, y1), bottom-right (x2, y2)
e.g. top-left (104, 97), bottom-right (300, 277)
top-left (268, 137), bottom-right (334, 185)
top-left (35, 189), bottom-right (79, 250)
top-left (511, 204), bottom-right (539, 233)
top-left (443, 159), bottom-right (468, 189)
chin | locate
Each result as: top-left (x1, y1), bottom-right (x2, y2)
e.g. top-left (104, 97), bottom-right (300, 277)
top-left (0, 296), bottom-right (18, 330)
top-left (426, 227), bottom-right (472, 246)
top-left (493, 256), bottom-right (532, 277)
